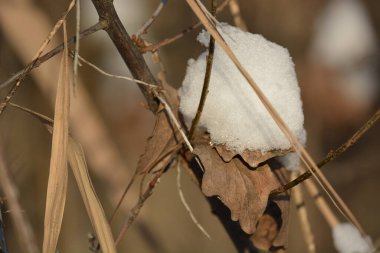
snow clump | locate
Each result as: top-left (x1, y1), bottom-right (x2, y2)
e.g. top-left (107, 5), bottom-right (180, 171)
top-left (179, 23), bottom-right (306, 153)
top-left (333, 223), bottom-right (373, 253)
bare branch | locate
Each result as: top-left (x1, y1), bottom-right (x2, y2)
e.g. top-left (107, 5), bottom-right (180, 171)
top-left (271, 109), bottom-right (380, 196)
top-left (188, 0), bottom-right (217, 139)
top-left (91, 0), bottom-right (160, 112)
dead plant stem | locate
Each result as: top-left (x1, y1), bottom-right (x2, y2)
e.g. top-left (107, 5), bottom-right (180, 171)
top-left (188, 0), bottom-right (217, 140)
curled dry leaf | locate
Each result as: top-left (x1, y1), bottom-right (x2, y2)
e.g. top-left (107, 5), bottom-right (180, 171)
top-left (251, 165), bottom-right (291, 252)
top-left (214, 144), bottom-right (290, 167)
top-left (195, 143), bottom-right (282, 234)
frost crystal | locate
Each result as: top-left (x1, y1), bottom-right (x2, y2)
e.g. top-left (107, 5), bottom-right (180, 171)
top-left (333, 223), bottom-right (373, 253)
top-left (179, 23), bottom-right (305, 153)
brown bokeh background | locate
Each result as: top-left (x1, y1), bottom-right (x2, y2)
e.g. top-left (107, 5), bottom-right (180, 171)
top-left (0, 0), bottom-right (379, 252)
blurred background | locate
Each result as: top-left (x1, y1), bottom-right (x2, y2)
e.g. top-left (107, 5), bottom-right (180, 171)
top-left (0, 0), bottom-right (379, 252)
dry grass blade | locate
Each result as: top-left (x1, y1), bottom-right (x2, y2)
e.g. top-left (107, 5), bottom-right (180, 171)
top-left (0, 149), bottom-right (39, 253)
top-left (7, 103), bottom-right (116, 252)
top-left (73, 0), bottom-right (81, 90)
top-left (42, 21), bottom-right (70, 253)
top-left (186, 0), bottom-right (366, 237)
top-left (68, 139), bottom-right (117, 253)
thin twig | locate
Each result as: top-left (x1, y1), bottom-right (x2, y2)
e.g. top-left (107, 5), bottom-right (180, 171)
top-left (0, 148), bottom-right (39, 253)
top-left (291, 171), bottom-right (316, 253)
top-left (187, 0), bottom-right (366, 237)
top-left (115, 169), bottom-right (165, 246)
top-left (0, 0), bottom-right (75, 116)
top-left (138, 143), bottom-right (182, 197)
top-left (0, 22), bottom-right (106, 89)
top-left (76, 54), bottom-right (156, 88)
top-left (136, 1), bottom-right (167, 37)
top-left (176, 162), bottom-right (211, 239)
top-left (109, 171), bottom-right (138, 223)
top-left (271, 109), bottom-right (380, 196)
top-left (141, 0), bottom-right (230, 53)
top-left (73, 0), bottom-right (81, 91)
top-left (188, 0), bottom-right (217, 139)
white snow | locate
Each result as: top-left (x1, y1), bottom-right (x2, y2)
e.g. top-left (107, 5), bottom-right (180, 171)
top-left (179, 23), bottom-right (306, 153)
top-left (310, 0), bottom-right (378, 105)
top-left (278, 153), bottom-right (301, 171)
top-left (333, 223), bottom-right (373, 253)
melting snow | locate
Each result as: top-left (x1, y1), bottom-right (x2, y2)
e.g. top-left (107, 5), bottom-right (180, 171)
top-left (179, 23), bottom-right (306, 153)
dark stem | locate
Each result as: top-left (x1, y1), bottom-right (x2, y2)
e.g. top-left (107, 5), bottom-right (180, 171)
top-left (188, 0), bottom-right (217, 139)
top-left (0, 202), bottom-right (9, 253)
top-left (91, 0), bottom-right (160, 112)
top-left (271, 108), bottom-right (380, 196)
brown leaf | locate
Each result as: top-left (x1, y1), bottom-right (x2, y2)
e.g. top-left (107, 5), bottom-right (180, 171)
top-left (251, 166), bottom-right (291, 252)
top-left (215, 144), bottom-right (290, 167)
top-left (137, 108), bottom-right (179, 174)
top-left (195, 143), bottom-right (280, 234)
top-left (137, 81), bottom-right (181, 174)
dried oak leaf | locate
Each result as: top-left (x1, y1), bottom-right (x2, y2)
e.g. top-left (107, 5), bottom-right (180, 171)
top-left (251, 165), bottom-right (291, 252)
top-left (137, 82), bottom-right (181, 174)
top-left (195, 143), bottom-right (281, 234)
top-left (215, 144), bottom-right (290, 167)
